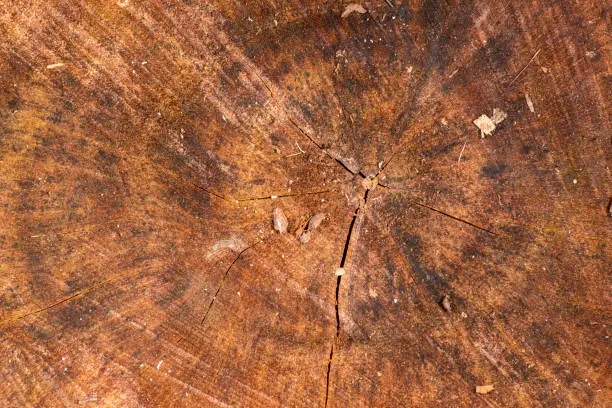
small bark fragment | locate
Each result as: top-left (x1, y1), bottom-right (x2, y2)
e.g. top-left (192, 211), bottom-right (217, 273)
top-left (341, 4), bottom-right (367, 18)
top-left (475, 385), bottom-right (495, 394)
top-left (273, 208), bottom-right (288, 233)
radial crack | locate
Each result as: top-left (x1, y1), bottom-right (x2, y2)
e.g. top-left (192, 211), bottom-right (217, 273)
top-left (0, 276), bottom-right (121, 327)
top-left (201, 240), bottom-right (262, 325)
top-left (413, 202), bottom-right (496, 235)
top-left (193, 182), bottom-right (235, 204)
top-left (287, 117), bottom-right (363, 178)
top-left (235, 189), bottom-right (334, 203)
top-left (324, 183), bottom-right (371, 407)
top-left (195, 183), bottom-right (339, 205)
top-left (379, 185), bottom-right (496, 235)
top-left (323, 343), bottom-right (335, 408)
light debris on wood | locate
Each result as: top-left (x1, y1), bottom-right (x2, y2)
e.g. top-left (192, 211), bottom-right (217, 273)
top-left (341, 3), bottom-right (367, 18)
top-left (473, 108), bottom-right (507, 138)
top-left (285, 142), bottom-right (305, 158)
top-left (46, 63), bottom-right (65, 69)
top-left (441, 295), bottom-right (451, 312)
top-left (491, 108), bottom-right (507, 124)
top-left (272, 208), bottom-right (288, 233)
top-left (509, 48), bottom-right (541, 85)
top-left (473, 115), bottom-right (496, 138)
top-left (525, 93), bottom-right (535, 113)
top-left (361, 176), bottom-right (378, 190)
top-left (458, 141), bottom-right (467, 163)
top-left (475, 384), bottom-right (495, 394)
top-left (307, 213), bottom-right (326, 230)
top-left (298, 230), bottom-right (311, 243)
top-left (335, 267), bottom-right (345, 276)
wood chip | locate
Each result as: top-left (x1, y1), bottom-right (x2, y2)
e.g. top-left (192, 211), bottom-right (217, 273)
top-left (272, 208), bottom-right (288, 233)
top-left (475, 384), bottom-right (495, 394)
top-left (307, 213), bottom-right (326, 230)
top-left (341, 3), bottom-right (367, 18)
top-left (335, 267), bottom-right (345, 276)
top-left (473, 108), bottom-right (507, 138)
top-left (441, 295), bottom-right (451, 312)
top-left (525, 93), bottom-right (535, 113)
top-left (473, 115), bottom-right (496, 138)
top-left (298, 230), bottom-right (311, 243)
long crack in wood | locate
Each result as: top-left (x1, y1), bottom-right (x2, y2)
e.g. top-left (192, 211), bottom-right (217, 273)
top-left (379, 184), bottom-right (496, 235)
top-left (195, 182), bottom-right (338, 204)
top-left (413, 202), bottom-right (496, 235)
top-left (236, 189), bottom-right (334, 203)
top-left (324, 184), bottom-right (370, 407)
top-left (0, 276), bottom-right (124, 327)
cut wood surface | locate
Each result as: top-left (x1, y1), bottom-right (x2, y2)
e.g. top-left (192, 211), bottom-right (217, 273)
top-left (0, 0), bottom-right (610, 407)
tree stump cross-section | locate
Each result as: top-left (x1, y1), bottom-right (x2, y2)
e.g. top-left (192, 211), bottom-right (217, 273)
top-left (0, 1), bottom-right (610, 407)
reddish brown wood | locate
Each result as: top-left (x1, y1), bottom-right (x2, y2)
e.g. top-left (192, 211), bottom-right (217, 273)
top-left (0, 0), bottom-right (609, 406)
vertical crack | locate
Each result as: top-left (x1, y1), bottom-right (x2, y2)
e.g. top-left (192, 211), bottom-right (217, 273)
top-left (324, 183), bottom-right (371, 407)
top-left (323, 343), bottom-right (334, 408)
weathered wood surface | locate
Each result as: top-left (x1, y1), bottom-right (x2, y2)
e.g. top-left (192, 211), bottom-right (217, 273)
top-left (0, 0), bottom-right (609, 406)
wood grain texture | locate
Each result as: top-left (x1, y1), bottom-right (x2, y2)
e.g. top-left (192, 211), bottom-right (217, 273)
top-left (0, 0), bottom-right (609, 406)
